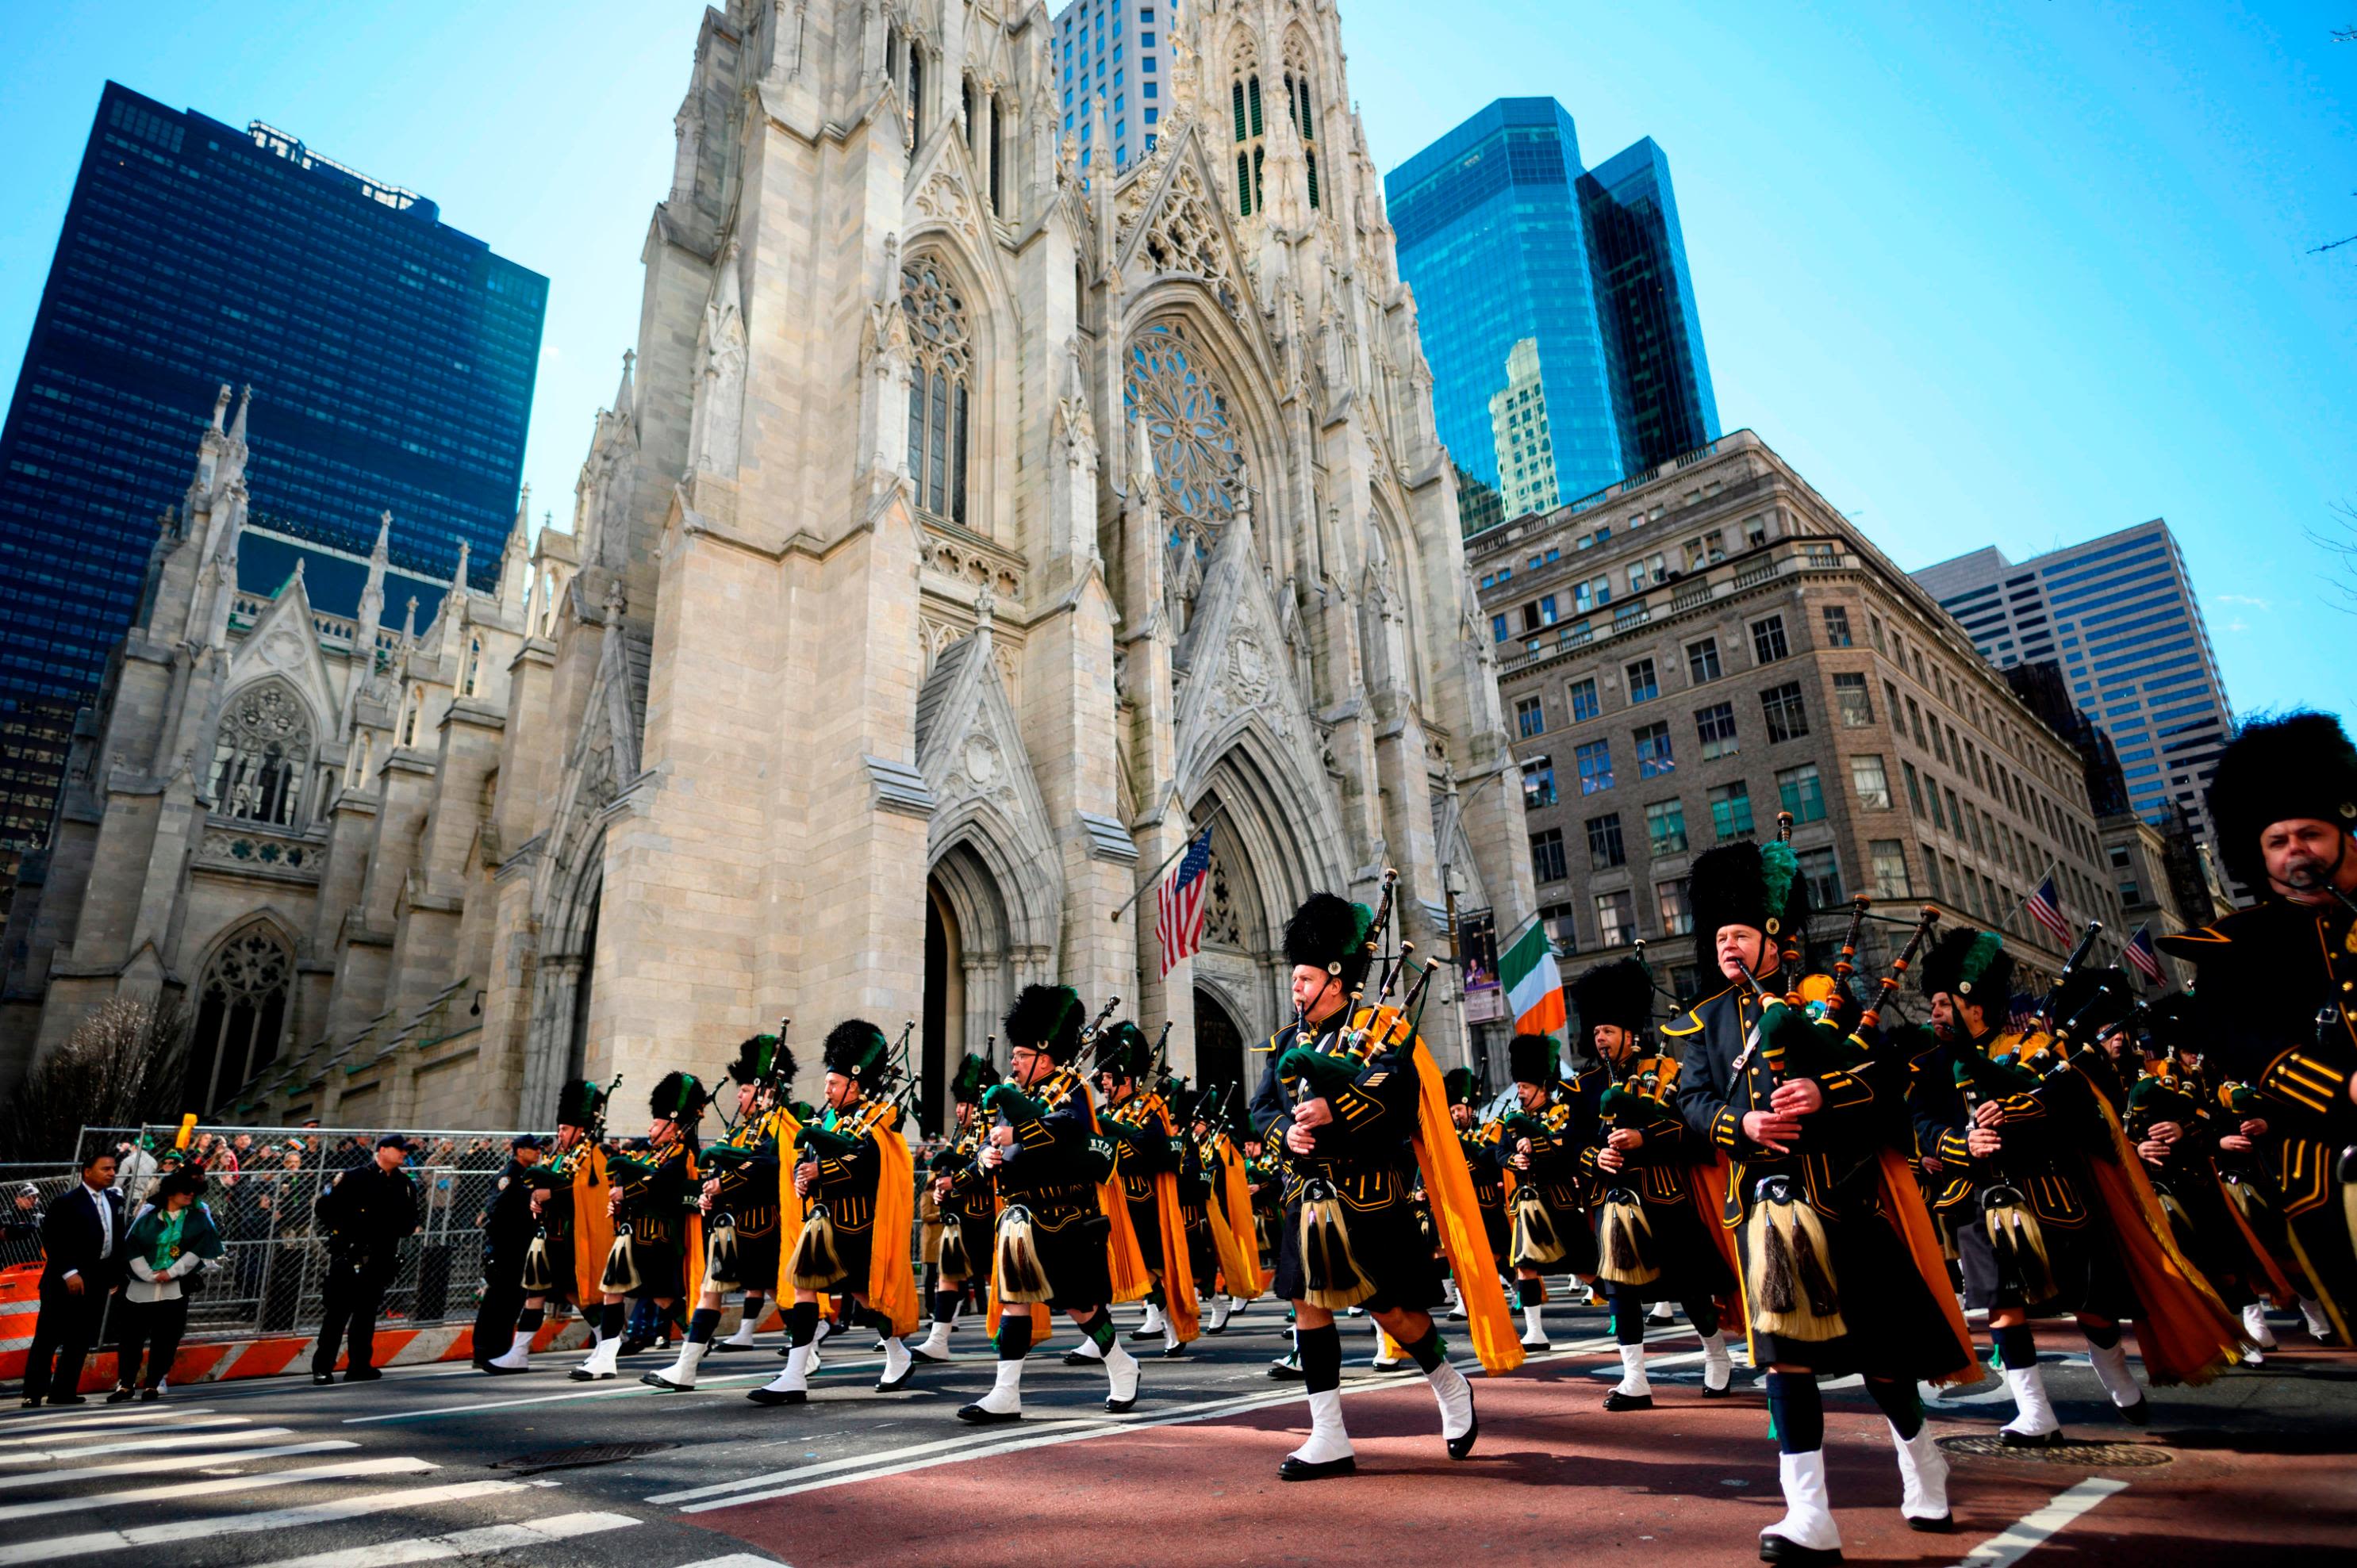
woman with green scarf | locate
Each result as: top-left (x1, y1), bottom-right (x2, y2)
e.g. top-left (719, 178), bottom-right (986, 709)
top-left (110, 1167), bottom-right (224, 1401)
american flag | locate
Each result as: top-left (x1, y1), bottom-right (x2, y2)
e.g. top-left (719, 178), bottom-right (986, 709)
top-left (2007, 992), bottom-right (2040, 1032)
top-left (2121, 925), bottom-right (2164, 986)
top-left (2025, 873), bottom-right (2071, 945)
top-left (1155, 827), bottom-right (1217, 978)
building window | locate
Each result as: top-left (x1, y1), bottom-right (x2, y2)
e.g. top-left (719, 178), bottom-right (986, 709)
top-left (1945, 787), bottom-right (1965, 835)
top-left (1587, 812), bottom-right (1626, 870)
top-left (1626, 657), bottom-right (1659, 703)
top-left (1696, 701), bottom-right (1738, 760)
top-left (1568, 677), bottom-right (1600, 723)
top-left (1634, 721), bottom-right (1674, 778)
top-left (1932, 722), bottom-right (1951, 764)
top-left (1595, 888), bottom-right (1636, 947)
top-left (2120, 879), bottom-right (2142, 903)
top-left (1230, 45), bottom-right (1265, 215)
top-left (187, 924), bottom-right (293, 1114)
top-left (1821, 605), bottom-right (1853, 647)
top-left (1515, 696), bottom-right (1546, 738)
top-left (1927, 780), bottom-right (1948, 830)
top-left (1282, 52), bottom-right (1320, 208)
top-left (1751, 615), bottom-right (1789, 664)
top-left (1530, 827), bottom-right (1567, 884)
top-left (1885, 680), bottom-right (1904, 730)
top-left (1777, 762), bottom-right (1827, 824)
top-left (901, 253), bottom-right (973, 525)
top-left (1760, 681), bottom-right (1810, 742)
top-left (1906, 696), bottom-right (1926, 746)
top-left (1709, 780), bottom-right (1754, 840)
top-left (1576, 738), bottom-right (1614, 794)
top-left (1657, 880), bottom-right (1694, 936)
top-left (1923, 851), bottom-right (1944, 900)
top-left (1491, 613), bottom-right (1508, 643)
top-left (1522, 757), bottom-right (1557, 809)
top-left (1645, 798), bottom-right (1688, 855)
top-left (1850, 753), bottom-right (1892, 810)
top-left (1687, 637), bottom-right (1722, 684)
top-left (1541, 903), bottom-right (1579, 954)
top-left (1870, 839), bottom-right (1913, 899)
top-left (1903, 761), bottom-right (1929, 816)
top-left (1797, 846), bottom-right (1843, 908)
top-left (1833, 672), bottom-right (1872, 727)
top-left (211, 681), bottom-right (312, 828)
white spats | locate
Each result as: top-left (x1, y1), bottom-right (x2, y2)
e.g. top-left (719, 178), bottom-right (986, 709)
top-left (1103, 1340), bottom-right (1142, 1412)
top-left (1762, 1448), bottom-right (1844, 1555)
top-left (720, 1313), bottom-right (761, 1348)
top-left (570, 1334), bottom-right (620, 1380)
top-left (1429, 1359), bottom-right (1474, 1442)
top-left (1520, 1302), bottom-right (1548, 1348)
top-left (1206, 1295), bottom-right (1232, 1333)
top-left (876, 1336), bottom-right (913, 1391)
top-left (759, 1344), bottom-right (812, 1398)
top-left (973, 1358), bottom-right (1023, 1417)
top-left (2002, 1365), bottom-right (2060, 1439)
top-left (2240, 1302), bottom-right (2276, 1348)
top-left (911, 1320), bottom-right (953, 1360)
top-left (1132, 1302), bottom-right (1167, 1340)
top-left (1890, 1421), bottom-right (1952, 1528)
top-left (1289, 1389), bottom-right (1354, 1466)
top-left (486, 1331), bottom-right (534, 1371)
top-left (1614, 1343), bottom-right (1651, 1398)
top-left (2086, 1340), bottom-right (2143, 1410)
top-left (643, 1340), bottom-right (707, 1390)
top-left (2298, 1295), bottom-right (2332, 1340)
top-left (1700, 1330), bottom-right (1733, 1393)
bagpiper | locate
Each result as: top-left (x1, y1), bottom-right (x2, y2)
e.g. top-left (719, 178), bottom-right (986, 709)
top-left (572, 1072), bottom-right (707, 1382)
top-left (1248, 888), bottom-right (1522, 1481)
top-left (1096, 1022), bottom-right (1201, 1359)
top-left (1441, 1068), bottom-right (1508, 1322)
top-left (1492, 1030), bottom-right (1601, 1350)
top-left (1184, 1088), bottom-right (1250, 1331)
top-left (1668, 842), bottom-right (1977, 1558)
top-left (482, 1079), bottom-right (612, 1374)
top-left (956, 984), bottom-right (1145, 1424)
top-left (642, 1034), bottom-right (792, 1390)
top-left (913, 1052), bottom-right (1000, 1363)
top-left (1572, 957), bottom-right (1737, 1408)
top-left (750, 1021), bottom-right (922, 1404)
top-left (2160, 711), bottom-right (2357, 1341)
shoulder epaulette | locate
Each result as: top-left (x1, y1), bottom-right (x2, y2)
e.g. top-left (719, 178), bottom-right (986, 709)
top-left (1660, 981), bottom-right (1735, 1037)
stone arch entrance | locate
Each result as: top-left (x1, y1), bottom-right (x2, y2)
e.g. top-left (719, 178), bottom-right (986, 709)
top-left (925, 838), bottom-right (1047, 1133)
top-left (1192, 983), bottom-right (1247, 1109)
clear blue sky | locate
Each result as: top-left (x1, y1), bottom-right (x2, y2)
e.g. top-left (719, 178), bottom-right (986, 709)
top-left (2, 1), bottom-right (2351, 718)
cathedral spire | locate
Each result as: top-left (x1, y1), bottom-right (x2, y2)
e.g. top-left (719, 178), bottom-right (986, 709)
top-left (228, 384), bottom-right (252, 444)
top-left (612, 349), bottom-right (636, 422)
top-left (498, 485), bottom-right (532, 616)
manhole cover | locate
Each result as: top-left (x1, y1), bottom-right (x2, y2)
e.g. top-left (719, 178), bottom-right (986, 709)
top-left (493, 1440), bottom-right (677, 1474)
top-left (1937, 1435), bottom-right (2173, 1467)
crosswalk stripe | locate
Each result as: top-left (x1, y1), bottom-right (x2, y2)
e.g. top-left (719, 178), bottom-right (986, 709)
top-left (0, 1477), bottom-right (527, 1564)
top-left (670, 1556), bottom-right (789, 1568)
top-left (0, 1405), bottom-right (217, 1431)
top-left (0, 1455), bottom-right (436, 1522)
top-left (0, 1413), bottom-right (247, 1445)
top-left (238, 1508), bottom-right (639, 1568)
top-left (0, 1425), bottom-right (298, 1466)
top-left (344, 1355), bottom-right (889, 1425)
top-left (0, 1440), bottom-right (358, 1493)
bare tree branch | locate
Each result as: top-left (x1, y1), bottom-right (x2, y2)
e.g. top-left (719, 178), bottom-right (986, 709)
top-left (2309, 500), bottom-right (2357, 615)
top-left (0, 996), bottom-right (190, 1163)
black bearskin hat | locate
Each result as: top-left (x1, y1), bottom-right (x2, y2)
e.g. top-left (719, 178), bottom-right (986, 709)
top-left (732, 1033), bottom-right (795, 1091)
top-left (1004, 983), bottom-right (1085, 1062)
top-left (556, 1079), bottom-right (605, 1129)
top-left (2140, 993), bottom-right (2196, 1056)
top-left (1284, 892), bottom-right (1377, 991)
top-left (950, 1052), bottom-right (998, 1104)
top-left (1507, 1031), bottom-right (1561, 1087)
top-left (2054, 965), bottom-right (2135, 1039)
top-left (1918, 929), bottom-right (2012, 1007)
top-left (1441, 1066), bottom-right (1479, 1107)
top-left (822, 1019), bottom-right (893, 1086)
top-left (2206, 711), bottom-right (2357, 890)
top-left (1569, 959), bottom-right (1653, 1041)
top-left (1092, 1021), bottom-right (1154, 1081)
top-left (1686, 840), bottom-right (1812, 980)
top-left (650, 1071), bottom-right (709, 1123)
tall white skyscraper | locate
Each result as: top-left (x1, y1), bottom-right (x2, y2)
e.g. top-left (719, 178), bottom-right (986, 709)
top-left (1488, 338), bottom-right (1559, 519)
top-left (1051, 0), bottom-right (1174, 172)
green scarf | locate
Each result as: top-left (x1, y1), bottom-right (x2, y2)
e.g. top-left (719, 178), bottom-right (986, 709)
top-left (129, 1202), bottom-right (225, 1272)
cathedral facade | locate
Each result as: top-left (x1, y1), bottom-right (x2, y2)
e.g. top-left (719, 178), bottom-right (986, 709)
top-left (2, 0), bottom-right (1534, 1129)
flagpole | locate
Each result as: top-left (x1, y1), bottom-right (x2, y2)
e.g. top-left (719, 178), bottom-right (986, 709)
top-left (1108, 801), bottom-right (1228, 923)
top-left (1997, 858), bottom-right (2063, 941)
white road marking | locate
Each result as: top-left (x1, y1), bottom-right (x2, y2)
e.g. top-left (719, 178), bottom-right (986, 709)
top-left (345, 1357), bottom-right (889, 1425)
top-left (0, 1404), bottom-right (217, 1431)
top-left (1952, 1477), bottom-right (2131, 1568)
top-left (0, 1477), bottom-right (528, 1564)
top-left (670, 1556), bottom-right (789, 1568)
top-left (0, 1412), bottom-right (246, 1445)
top-left (0, 1455), bottom-right (436, 1522)
top-left (0, 1424), bottom-right (298, 1465)
top-left (0, 1440), bottom-right (355, 1493)
top-left (238, 1508), bottom-right (639, 1568)
top-left (646, 1422), bottom-right (1100, 1503)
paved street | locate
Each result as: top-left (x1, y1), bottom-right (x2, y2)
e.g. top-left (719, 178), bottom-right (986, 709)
top-left (1, 1299), bottom-right (2351, 1566)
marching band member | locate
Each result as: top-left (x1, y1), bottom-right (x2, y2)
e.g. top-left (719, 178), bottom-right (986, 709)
top-left (571, 1073), bottom-right (706, 1382)
top-left (1096, 1023), bottom-right (1200, 1359)
top-left (913, 1052), bottom-right (999, 1363)
top-left (1442, 1068), bottom-right (1508, 1321)
top-left (1498, 1030), bottom-right (1600, 1350)
top-left (484, 1079), bottom-right (610, 1374)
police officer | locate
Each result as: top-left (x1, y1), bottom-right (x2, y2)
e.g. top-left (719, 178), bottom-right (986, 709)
top-left (472, 1135), bottom-right (543, 1372)
top-left (311, 1134), bottom-right (422, 1384)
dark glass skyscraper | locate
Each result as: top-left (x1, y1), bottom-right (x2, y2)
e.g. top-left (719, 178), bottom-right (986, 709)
top-left (1386, 98), bottom-right (1718, 524)
top-left (0, 82), bottom-right (546, 857)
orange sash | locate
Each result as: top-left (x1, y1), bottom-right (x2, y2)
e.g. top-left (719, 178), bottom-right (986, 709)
top-left (1209, 1134), bottom-right (1267, 1298)
top-left (866, 1108), bottom-right (922, 1336)
top-left (1379, 1014), bottom-right (1520, 1374)
top-left (1132, 1095), bottom-right (1200, 1341)
top-left (1876, 1148), bottom-right (1983, 1386)
top-left (2213, 1171), bottom-right (2297, 1306)
top-left (569, 1144), bottom-right (613, 1301)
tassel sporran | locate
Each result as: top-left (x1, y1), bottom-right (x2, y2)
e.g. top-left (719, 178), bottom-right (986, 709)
top-left (993, 1204), bottom-right (1053, 1305)
top-left (521, 1228), bottom-right (555, 1294)
top-left (1595, 1190), bottom-right (1660, 1288)
top-left (1744, 1177), bottom-right (1846, 1341)
top-left (600, 1221), bottom-right (641, 1296)
top-left (704, 1213), bottom-right (743, 1293)
top-left (789, 1202), bottom-right (849, 1293)
top-left (1299, 1179), bottom-right (1378, 1310)
top-left (939, 1215), bottom-right (973, 1286)
top-left (1510, 1185), bottom-right (1568, 1269)
top-left (1980, 1185), bottom-right (2056, 1305)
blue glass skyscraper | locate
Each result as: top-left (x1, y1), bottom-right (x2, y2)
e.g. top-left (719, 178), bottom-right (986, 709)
top-left (1386, 98), bottom-right (1718, 521)
top-left (0, 82), bottom-right (546, 860)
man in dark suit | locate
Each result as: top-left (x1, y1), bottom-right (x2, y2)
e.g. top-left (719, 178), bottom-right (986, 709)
top-left (21, 1151), bottom-right (127, 1406)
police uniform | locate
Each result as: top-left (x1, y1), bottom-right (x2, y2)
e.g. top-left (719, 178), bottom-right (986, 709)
top-left (482, 1083), bottom-right (609, 1374)
top-left (471, 1137), bottom-right (544, 1371)
top-left (310, 1141), bottom-right (422, 1383)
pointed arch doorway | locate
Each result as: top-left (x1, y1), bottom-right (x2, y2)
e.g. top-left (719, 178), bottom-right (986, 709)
top-left (1192, 984), bottom-right (1246, 1110)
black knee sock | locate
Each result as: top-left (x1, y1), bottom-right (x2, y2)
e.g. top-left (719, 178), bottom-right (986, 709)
top-left (599, 1302), bottom-right (627, 1340)
top-left (996, 1313), bottom-right (1033, 1361)
top-left (739, 1294), bottom-right (766, 1329)
top-left (1084, 1313), bottom-right (1118, 1352)
top-left (513, 1305), bottom-right (544, 1334)
top-left (1610, 1294), bottom-right (1645, 1346)
top-left (860, 1305), bottom-right (896, 1338)
top-left (932, 1290), bottom-right (960, 1325)
top-left (2082, 1319), bottom-right (2121, 1351)
top-left (1397, 1325), bottom-right (1447, 1374)
top-left (1865, 1375), bottom-right (1922, 1440)
top-left (1763, 1371), bottom-right (1823, 1454)
top-left (1299, 1323), bottom-right (1344, 1394)
top-left (789, 1300), bottom-right (821, 1348)
top-left (687, 1307), bottom-right (721, 1344)
top-left (1686, 1298), bottom-right (1720, 1339)
top-left (1994, 1324), bottom-right (2038, 1370)
top-left (1517, 1278), bottom-right (1544, 1308)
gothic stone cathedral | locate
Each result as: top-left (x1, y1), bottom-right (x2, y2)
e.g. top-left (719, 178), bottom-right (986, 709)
top-left (0, 0), bottom-right (1536, 1130)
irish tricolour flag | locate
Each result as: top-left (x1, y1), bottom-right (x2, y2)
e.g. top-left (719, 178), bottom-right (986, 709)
top-left (1499, 911), bottom-right (1567, 1036)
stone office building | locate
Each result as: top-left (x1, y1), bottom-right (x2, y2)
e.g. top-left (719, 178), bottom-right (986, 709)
top-left (1473, 431), bottom-right (2120, 1003)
